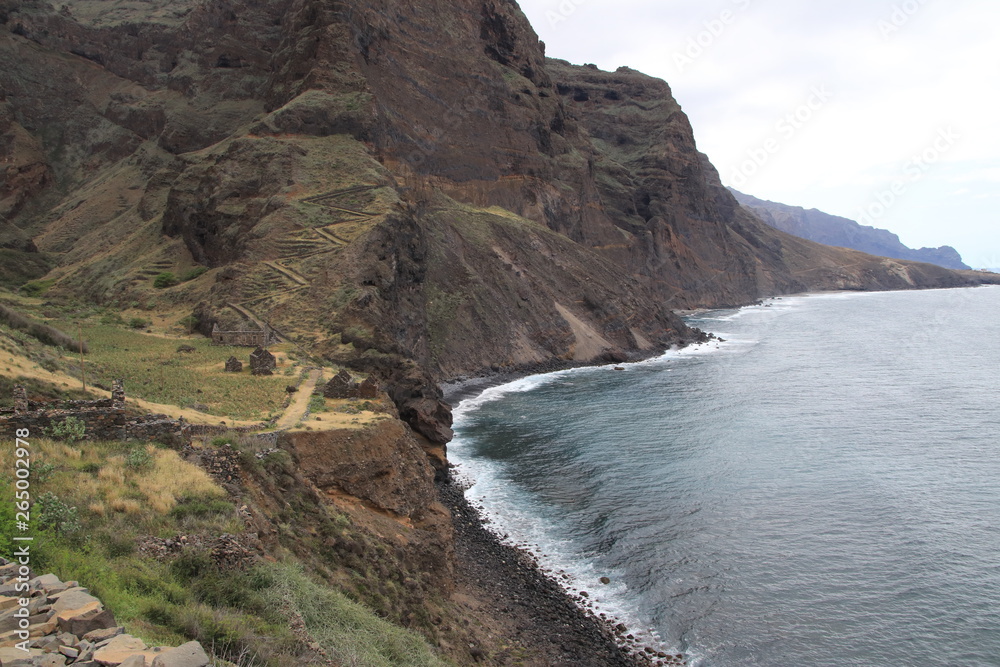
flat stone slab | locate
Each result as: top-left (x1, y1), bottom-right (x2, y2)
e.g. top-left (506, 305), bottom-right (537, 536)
top-left (84, 627), bottom-right (124, 643)
top-left (36, 653), bottom-right (68, 666)
top-left (150, 642), bottom-right (210, 667)
top-left (29, 574), bottom-right (63, 589)
top-left (0, 646), bottom-right (44, 665)
top-left (55, 600), bottom-right (102, 624)
top-left (92, 635), bottom-right (167, 666)
top-left (50, 589), bottom-right (99, 612)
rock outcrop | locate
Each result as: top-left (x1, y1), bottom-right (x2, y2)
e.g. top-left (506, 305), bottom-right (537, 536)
top-left (730, 188), bottom-right (971, 270)
top-left (281, 419), bottom-right (436, 520)
top-left (0, 563), bottom-right (209, 666)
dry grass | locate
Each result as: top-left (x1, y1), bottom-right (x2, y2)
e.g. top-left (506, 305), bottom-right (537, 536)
top-left (0, 439), bottom-right (225, 522)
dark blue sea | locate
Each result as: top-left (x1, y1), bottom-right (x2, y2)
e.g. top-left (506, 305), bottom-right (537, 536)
top-left (450, 287), bottom-right (1000, 667)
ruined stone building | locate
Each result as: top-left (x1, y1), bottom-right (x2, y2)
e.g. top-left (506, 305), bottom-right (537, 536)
top-left (211, 323), bottom-right (278, 347)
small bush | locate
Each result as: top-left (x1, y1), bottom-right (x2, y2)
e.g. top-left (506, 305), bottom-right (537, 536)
top-left (35, 492), bottom-right (82, 536)
top-left (308, 395), bottom-right (326, 413)
top-left (125, 447), bottom-right (154, 471)
top-left (34, 462), bottom-right (57, 484)
top-left (129, 317), bottom-right (149, 329)
top-left (153, 273), bottom-right (179, 289)
top-left (47, 416), bottom-right (87, 443)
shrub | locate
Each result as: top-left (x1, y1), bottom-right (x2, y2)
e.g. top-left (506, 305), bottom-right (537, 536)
top-left (125, 447), bottom-right (154, 471)
top-left (153, 273), bottom-right (179, 289)
top-left (34, 462), bottom-right (57, 484)
top-left (35, 492), bottom-right (82, 536)
top-left (47, 416), bottom-right (86, 443)
top-left (129, 317), bottom-right (149, 329)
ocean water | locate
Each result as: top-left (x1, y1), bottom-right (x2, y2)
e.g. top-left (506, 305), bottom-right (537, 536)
top-left (449, 287), bottom-right (1000, 667)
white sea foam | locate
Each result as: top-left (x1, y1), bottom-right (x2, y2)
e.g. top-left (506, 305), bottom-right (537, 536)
top-left (450, 444), bottom-right (673, 654)
top-left (448, 344), bottom-right (738, 657)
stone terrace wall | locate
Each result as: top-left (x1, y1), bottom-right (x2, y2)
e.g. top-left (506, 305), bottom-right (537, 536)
top-left (2, 408), bottom-right (129, 441)
top-left (0, 384), bottom-right (187, 446)
top-left (0, 385), bottom-right (274, 447)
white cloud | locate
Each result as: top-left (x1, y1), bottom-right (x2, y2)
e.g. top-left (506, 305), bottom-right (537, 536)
top-left (517, 0), bottom-right (1000, 266)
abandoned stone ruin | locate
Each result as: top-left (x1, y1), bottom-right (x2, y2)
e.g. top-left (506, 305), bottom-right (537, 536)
top-left (1, 380), bottom-right (189, 446)
top-left (323, 370), bottom-right (354, 398)
top-left (249, 346), bottom-right (277, 376)
top-left (211, 322), bottom-right (278, 348)
top-left (225, 356), bottom-right (243, 373)
top-left (1, 383), bottom-right (274, 446)
top-left (323, 370), bottom-right (381, 399)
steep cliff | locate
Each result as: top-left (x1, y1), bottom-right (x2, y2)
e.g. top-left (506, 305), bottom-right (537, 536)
top-left (730, 188), bottom-right (970, 270)
top-left (1, 0), bottom-right (990, 389)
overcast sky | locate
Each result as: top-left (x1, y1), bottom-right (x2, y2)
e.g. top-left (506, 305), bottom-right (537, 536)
top-left (516, 0), bottom-right (1000, 269)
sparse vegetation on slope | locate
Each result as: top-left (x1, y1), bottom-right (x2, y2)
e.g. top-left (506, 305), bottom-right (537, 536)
top-left (0, 437), bottom-right (450, 666)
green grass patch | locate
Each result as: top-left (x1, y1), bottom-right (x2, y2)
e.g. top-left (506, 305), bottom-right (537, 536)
top-left (308, 394), bottom-right (326, 413)
top-left (45, 323), bottom-right (289, 420)
top-left (169, 495), bottom-right (234, 521)
top-left (268, 562), bottom-right (448, 667)
top-left (17, 276), bottom-right (56, 296)
top-left (181, 267), bottom-right (209, 282)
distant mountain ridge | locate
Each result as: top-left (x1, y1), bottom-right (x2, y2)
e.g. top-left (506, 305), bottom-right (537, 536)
top-left (729, 189), bottom-right (970, 270)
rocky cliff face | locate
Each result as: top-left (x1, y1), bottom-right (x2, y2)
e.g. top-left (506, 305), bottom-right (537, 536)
top-left (730, 188), bottom-right (970, 270)
top-left (0, 0), bottom-right (992, 405)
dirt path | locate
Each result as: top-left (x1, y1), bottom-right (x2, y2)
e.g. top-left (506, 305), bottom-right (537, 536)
top-left (275, 368), bottom-right (322, 430)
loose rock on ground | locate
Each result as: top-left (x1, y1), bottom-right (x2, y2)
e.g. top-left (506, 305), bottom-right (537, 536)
top-left (0, 560), bottom-right (209, 667)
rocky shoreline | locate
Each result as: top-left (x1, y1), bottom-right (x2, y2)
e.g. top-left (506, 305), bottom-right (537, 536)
top-left (438, 481), bottom-right (687, 667)
top-left (438, 358), bottom-right (694, 667)
top-left (439, 335), bottom-right (715, 408)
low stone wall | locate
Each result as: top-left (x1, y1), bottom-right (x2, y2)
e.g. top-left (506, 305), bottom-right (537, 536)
top-left (1, 385), bottom-right (275, 447)
top-left (0, 409), bottom-right (128, 441)
top-left (0, 409), bottom-right (191, 447)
